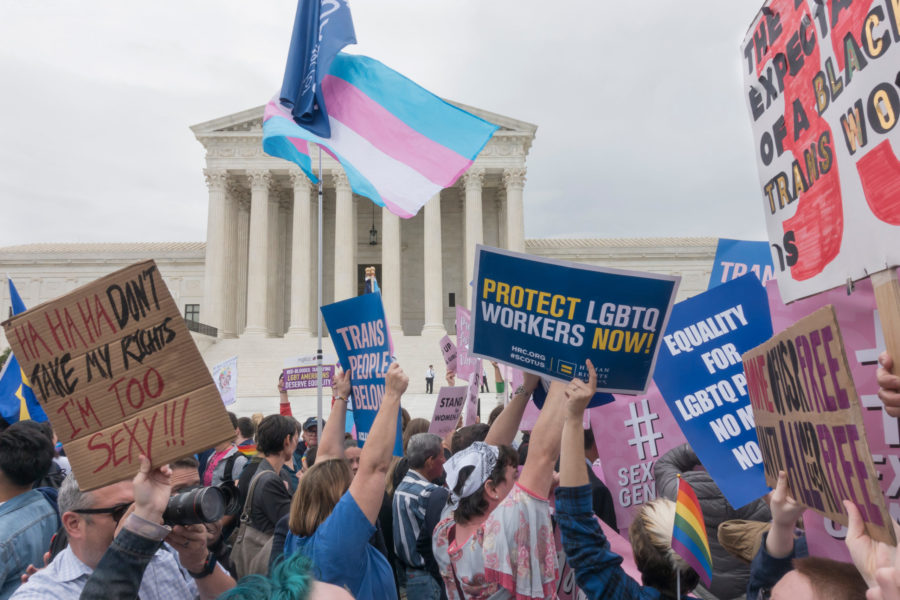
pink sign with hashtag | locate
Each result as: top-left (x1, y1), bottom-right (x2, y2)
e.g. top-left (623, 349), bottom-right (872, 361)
top-left (590, 383), bottom-right (688, 534)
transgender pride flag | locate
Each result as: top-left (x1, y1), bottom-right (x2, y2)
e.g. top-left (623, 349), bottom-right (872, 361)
top-left (263, 52), bottom-right (499, 218)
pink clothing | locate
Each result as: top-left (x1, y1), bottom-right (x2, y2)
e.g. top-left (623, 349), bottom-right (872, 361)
top-left (433, 483), bottom-right (558, 600)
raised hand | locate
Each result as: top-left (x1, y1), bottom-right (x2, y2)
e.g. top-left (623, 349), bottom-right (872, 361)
top-left (845, 499), bottom-right (900, 589)
top-left (878, 353), bottom-right (900, 418)
top-left (564, 359), bottom-right (597, 419)
top-left (385, 363), bottom-right (409, 396)
top-left (132, 454), bottom-right (171, 524)
top-left (332, 367), bottom-right (352, 400)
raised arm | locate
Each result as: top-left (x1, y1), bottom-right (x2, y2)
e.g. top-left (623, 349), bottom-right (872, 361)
top-left (278, 373), bottom-right (293, 416)
top-left (520, 361), bottom-right (596, 497)
top-left (316, 369), bottom-right (351, 462)
top-left (349, 363), bottom-right (408, 524)
top-left (484, 372), bottom-right (539, 447)
top-left (559, 362), bottom-right (596, 488)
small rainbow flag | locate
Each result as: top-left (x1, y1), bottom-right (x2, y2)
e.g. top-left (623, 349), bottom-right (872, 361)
top-left (672, 476), bottom-right (713, 587)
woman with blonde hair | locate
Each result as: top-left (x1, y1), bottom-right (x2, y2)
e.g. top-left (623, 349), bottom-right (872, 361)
top-left (555, 362), bottom-right (700, 598)
top-left (281, 364), bottom-right (408, 599)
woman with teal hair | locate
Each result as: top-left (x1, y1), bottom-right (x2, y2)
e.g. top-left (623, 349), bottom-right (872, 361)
top-left (219, 553), bottom-right (351, 600)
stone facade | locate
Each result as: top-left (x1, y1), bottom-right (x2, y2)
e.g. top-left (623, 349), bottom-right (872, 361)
top-left (0, 104), bottom-right (719, 400)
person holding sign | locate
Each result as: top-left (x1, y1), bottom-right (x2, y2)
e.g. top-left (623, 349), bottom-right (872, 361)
top-left (555, 360), bottom-right (703, 600)
top-left (432, 367), bottom-right (562, 599)
top-left (745, 472), bottom-right (873, 600)
top-left (13, 455), bottom-right (236, 600)
top-left (282, 363), bottom-right (408, 599)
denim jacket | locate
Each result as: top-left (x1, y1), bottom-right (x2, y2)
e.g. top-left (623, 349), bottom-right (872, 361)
top-left (0, 490), bottom-right (57, 600)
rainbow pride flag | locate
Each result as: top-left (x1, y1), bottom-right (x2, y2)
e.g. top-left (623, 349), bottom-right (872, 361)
top-left (263, 52), bottom-right (498, 219)
top-left (672, 476), bottom-right (713, 587)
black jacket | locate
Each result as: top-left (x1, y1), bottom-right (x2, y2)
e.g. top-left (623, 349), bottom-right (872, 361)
top-left (655, 444), bottom-right (771, 600)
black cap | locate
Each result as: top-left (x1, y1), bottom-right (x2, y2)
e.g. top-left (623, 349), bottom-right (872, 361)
top-left (303, 417), bottom-right (323, 431)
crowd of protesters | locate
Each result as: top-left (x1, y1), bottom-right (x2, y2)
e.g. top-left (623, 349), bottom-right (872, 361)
top-left (0, 352), bottom-right (899, 599)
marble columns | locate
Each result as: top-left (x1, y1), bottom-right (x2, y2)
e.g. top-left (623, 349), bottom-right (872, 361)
top-left (421, 193), bottom-right (445, 334)
top-left (333, 172), bottom-right (355, 301)
top-left (287, 172), bottom-right (313, 336)
top-left (202, 169), bottom-right (227, 333)
top-left (381, 207), bottom-right (402, 334)
top-left (504, 168), bottom-right (527, 253)
top-left (244, 170), bottom-right (271, 336)
top-left (462, 168), bottom-right (485, 308)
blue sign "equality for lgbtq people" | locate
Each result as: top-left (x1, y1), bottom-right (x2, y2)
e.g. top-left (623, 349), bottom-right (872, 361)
top-left (469, 245), bottom-right (680, 394)
top-left (653, 274), bottom-right (772, 507)
top-left (321, 292), bottom-right (402, 456)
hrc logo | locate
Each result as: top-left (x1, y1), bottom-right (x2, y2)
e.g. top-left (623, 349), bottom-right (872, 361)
top-left (557, 360), bottom-right (575, 377)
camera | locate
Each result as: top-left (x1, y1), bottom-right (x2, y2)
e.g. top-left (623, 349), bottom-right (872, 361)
top-left (163, 481), bottom-right (241, 526)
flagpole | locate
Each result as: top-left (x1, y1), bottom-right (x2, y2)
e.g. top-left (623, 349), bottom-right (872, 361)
top-left (677, 569), bottom-right (681, 599)
top-left (316, 146), bottom-right (324, 442)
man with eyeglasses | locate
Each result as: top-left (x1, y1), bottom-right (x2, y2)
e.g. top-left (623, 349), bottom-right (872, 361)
top-left (11, 455), bottom-right (236, 599)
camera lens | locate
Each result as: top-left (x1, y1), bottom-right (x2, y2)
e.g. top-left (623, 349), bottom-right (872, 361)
top-left (163, 487), bottom-right (226, 526)
top-left (217, 481), bottom-right (242, 516)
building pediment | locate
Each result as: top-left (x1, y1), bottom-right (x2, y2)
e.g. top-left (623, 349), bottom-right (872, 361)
top-left (191, 100), bottom-right (537, 143)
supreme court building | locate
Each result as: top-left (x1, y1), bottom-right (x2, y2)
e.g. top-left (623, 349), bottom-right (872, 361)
top-left (0, 103), bottom-right (718, 397)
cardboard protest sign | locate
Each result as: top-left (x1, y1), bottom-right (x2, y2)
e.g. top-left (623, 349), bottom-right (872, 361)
top-left (470, 245), bottom-right (679, 393)
top-left (0, 261), bottom-right (235, 490)
top-left (321, 293), bottom-right (402, 455)
top-left (439, 334), bottom-right (458, 372)
top-left (212, 356), bottom-right (238, 406)
top-left (428, 385), bottom-right (466, 439)
top-left (743, 305), bottom-right (894, 544)
top-left (742, 2), bottom-right (900, 303)
top-left (590, 384), bottom-right (688, 534)
top-left (708, 239), bottom-right (775, 289)
top-left (282, 365), bottom-right (335, 390)
top-left (654, 274), bottom-right (772, 507)
top-left (765, 274), bottom-right (900, 561)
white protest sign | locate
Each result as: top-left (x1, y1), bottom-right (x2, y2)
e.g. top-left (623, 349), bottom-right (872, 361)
top-left (742, 2), bottom-right (900, 302)
top-left (212, 356), bottom-right (238, 406)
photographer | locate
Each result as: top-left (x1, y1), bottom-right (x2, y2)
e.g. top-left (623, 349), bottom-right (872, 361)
top-left (11, 455), bottom-right (235, 600)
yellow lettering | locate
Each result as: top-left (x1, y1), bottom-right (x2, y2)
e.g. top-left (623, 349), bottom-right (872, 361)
top-left (566, 297), bottom-right (581, 320)
top-left (536, 291), bottom-right (551, 315)
top-left (592, 327), bottom-right (610, 350)
top-left (549, 295), bottom-right (565, 318)
top-left (483, 278), bottom-right (496, 299)
top-left (497, 282), bottom-right (510, 305)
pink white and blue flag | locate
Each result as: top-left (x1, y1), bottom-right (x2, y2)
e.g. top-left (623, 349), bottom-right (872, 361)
top-left (263, 52), bottom-right (499, 218)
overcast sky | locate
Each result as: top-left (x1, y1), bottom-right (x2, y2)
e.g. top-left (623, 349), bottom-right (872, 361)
top-left (0, 1), bottom-right (768, 246)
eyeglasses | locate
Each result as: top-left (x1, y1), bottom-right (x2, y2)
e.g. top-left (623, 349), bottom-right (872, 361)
top-left (72, 502), bottom-right (132, 524)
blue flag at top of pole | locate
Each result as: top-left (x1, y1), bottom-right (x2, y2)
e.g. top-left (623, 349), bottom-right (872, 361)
top-left (0, 278), bottom-right (47, 423)
top-left (280, 0), bottom-right (356, 138)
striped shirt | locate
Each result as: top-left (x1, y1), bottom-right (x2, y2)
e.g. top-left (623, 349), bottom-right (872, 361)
top-left (392, 470), bottom-right (437, 569)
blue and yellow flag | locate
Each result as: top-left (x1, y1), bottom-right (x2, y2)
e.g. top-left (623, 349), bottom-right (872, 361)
top-left (0, 278), bottom-right (46, 423)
